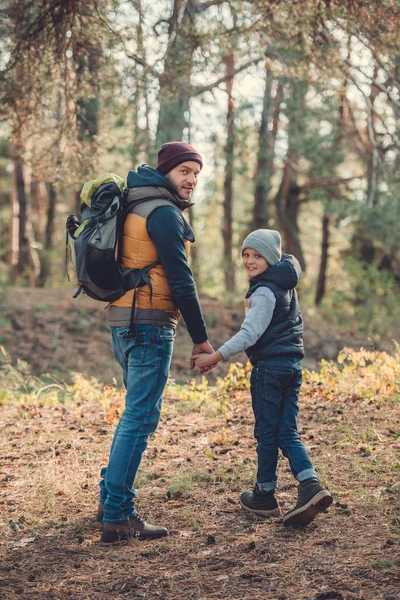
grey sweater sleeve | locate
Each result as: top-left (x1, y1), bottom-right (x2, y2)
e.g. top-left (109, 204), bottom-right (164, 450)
top-left (218, 287), bottom-right (276, 360)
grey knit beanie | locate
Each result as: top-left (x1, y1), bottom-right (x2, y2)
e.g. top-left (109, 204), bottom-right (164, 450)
top-left (241, 229), bottom-right (282, 266)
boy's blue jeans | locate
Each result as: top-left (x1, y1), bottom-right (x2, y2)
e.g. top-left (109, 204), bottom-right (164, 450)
top-left (99, 325), bottom-right (174, 523)
top-left (250, 357), bottom-right (316, 492)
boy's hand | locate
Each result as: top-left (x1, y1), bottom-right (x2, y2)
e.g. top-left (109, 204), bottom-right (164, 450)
top-left (191, 351), bottom-right (223, 370)
top-left (190, 340), bottom-right (214, 369)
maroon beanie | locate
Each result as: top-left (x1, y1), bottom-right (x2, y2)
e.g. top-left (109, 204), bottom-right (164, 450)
top-left (156, 141), bottom-right (203, 175)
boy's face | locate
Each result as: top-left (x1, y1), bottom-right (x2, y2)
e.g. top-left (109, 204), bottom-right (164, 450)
top-left (242, 248), bottom-right (269, 278)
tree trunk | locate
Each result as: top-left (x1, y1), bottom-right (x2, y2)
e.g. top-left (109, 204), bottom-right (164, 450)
top-left (314, 78), bottom-right (347, 305)
top-left (130, 0), bottom-right (151, 166)
top-left (253, 68), bottom-right (273, 230)
top-left (222, 51), bottom-right (236, 294)
top-left (72, 37), bottom-right (101, 211)
top-left (13, 151), bottom-right (30, 277)
top-left (155, 0), bottom-right (197, 150)
top-left (26, 220), bottom-right (41, 287)
top-left (45, 182), bottom-right (56, 251)
top-left (276, 79), bottom-right (307, 270)
top-left (315, 213), bottom-right (330, 306)
top-left (274, 163), bottom-right (306, 270)
top-left (366, 66), bottom-right (379, 208)
top-left (37, 182), bottom-right (57, 287)
top-left (31, 179), bottom-right (47, 236)
top-left (9, 145), bottom-right (40, 285)
top-left (9, 182), bottom-right (19, 283)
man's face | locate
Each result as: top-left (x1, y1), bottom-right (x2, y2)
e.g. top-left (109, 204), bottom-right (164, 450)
top-left (165, 161), bottom-right (201, 200)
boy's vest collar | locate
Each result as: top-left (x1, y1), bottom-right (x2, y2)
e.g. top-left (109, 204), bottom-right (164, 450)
top-left (246, 254), bottom-right (301, 298)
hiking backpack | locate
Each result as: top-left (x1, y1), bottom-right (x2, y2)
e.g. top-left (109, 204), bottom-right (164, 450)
top-left (66, 173), bottom-right (159, 310)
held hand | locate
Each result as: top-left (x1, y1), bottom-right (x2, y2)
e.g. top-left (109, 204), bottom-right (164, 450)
top-left (191, 351), bottom-right (223, 370)
top-left (190, 340), bottom-right (214, 369)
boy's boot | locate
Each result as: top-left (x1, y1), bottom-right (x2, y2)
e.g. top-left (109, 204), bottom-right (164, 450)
top-left (96, 502), bottom-right (104, 522)
top-left (282, 478), bottom-right (333, 527)
top-left (101, 514), bottom-right (169, 543)
top-left (240, 485), bottom-right (282, 517)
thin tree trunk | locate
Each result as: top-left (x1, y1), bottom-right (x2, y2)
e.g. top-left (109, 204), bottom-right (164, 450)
top-left (131, 80), bottom-right (141, 166)
top-left (9, 182), bottom-right (19, 283)
top-left (253, 68), bottom-right (273, 230)
top-left (274, 164), bottom-right (306, 270)
top-left (10, 145), bottom-right (40, 285)
top-left (271, 82), bottom-right (283, 154)
top-left (315, 213), bottom-right (330, 306)
top-left (137, 0), bottom-right (151, 162)
top-left (72, 37), bottom-right (100, 215)
top-left (223, 51), bottom-right (236, 294)
top-left (13, 151), bottom-right (30, 276)
top-left (31, 179), bottom-right (47, 236)
top-left (315, 76), bottom-right (347, 305)
top-left (276, 79), bottom-right (307, 270)
top-left (131, 0), bottom-right (149, 165)
top-left (366, 66), bottom-right (379, 208)
top-left (45, 182), bottom-right (56, 250)
top-left (156, 0), bottom-right (196, 149)
top-left (26, 220), bottom-right (41, 286)
top-left (37, 182), bottom-right (57, 287)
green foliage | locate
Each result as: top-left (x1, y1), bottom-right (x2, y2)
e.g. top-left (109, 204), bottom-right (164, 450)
top-left (0, 345), bottom-right (117, 407)
top-left (0, 345), bottom-right (69, 405)
top-left (0, 315), bottom-right (12, 343)
top-left (304, 347), bottom-right (400, 403)
top-left (335, 259), bottom-right (400, 338)
top-left (167, 361), bottom-right (251, 414)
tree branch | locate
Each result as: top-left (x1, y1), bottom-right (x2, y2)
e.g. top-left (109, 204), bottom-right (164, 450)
top-left (194, 0), bottom-right (230, 13)
top-left (93, 5), bottom-right (159, 77)
top-left (284, 158), bottom-right (364, 191)
top-left (344, 59), bottom-right (400, 112)
top-left (191, 57), bottom-right (262, 96)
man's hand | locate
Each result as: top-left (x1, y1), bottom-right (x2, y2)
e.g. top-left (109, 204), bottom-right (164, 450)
top-left (190, 340), bottom-right (214, 370)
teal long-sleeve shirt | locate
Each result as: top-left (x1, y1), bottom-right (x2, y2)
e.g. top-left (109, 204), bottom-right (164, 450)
top-left (147, 205), bottom-right (207, 345)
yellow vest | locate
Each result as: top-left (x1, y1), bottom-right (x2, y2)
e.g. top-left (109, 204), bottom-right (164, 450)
top-left (110, 191), bottom-right (191, 315)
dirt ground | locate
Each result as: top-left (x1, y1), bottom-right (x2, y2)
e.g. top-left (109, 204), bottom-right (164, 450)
top-left (0, 287), bottom-right (384, 385)
top-left (0, 374), bottom-right (399, 600)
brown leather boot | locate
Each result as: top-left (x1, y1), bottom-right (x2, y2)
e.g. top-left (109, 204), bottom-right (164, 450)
top-left (101, 514), bottom-right (169, 543)
top-left (96, 502), bottom-right (104, 522)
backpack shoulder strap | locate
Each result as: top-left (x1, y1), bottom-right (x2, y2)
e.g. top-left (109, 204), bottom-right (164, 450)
top-left (127, 197), bottom-right (181, 219)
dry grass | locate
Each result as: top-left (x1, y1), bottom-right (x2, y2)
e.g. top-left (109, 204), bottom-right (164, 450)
top-left (0, 375), bottom-right (399, 600)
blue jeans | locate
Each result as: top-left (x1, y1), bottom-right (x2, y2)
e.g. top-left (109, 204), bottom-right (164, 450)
top-left (250, 357), bottom-right (316, 492)
top-left (99, 325), bottom-right (174, 523)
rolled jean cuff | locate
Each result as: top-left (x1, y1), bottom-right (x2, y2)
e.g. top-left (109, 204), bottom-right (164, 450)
top-left (296, 468), bottom-right (317, 482)
top-left (257, 481), bottom-right (277, 492)
top-left (103, 510), bottom-right (136, 524)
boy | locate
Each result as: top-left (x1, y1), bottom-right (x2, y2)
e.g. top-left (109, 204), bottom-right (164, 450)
top-left (193, 229), bottom-right (332, 527)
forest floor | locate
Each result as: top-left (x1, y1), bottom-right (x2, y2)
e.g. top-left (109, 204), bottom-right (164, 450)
top-left (0, 287), bottom-right (392, 385)
top-left (1, 287), bottom-right (399, 600)
top-left (1, 357), bottom-right (400, 600)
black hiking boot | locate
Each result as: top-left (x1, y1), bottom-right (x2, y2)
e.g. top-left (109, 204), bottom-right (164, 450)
top-left (240, 486), bottom-right (282, 517)
top-left (101, 514), bottom-right (169, 543)
top-left (282, 478), bottom-right (333, 527)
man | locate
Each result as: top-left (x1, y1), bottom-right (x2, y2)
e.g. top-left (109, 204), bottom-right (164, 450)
top-left (99, 142), bottom-right (213, 543)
